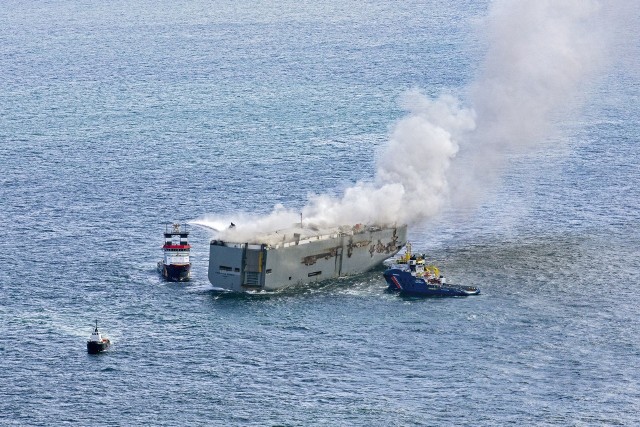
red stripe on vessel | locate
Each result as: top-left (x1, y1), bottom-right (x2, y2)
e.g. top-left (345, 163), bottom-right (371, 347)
top-left (162, 244), bottom-right (191, 249)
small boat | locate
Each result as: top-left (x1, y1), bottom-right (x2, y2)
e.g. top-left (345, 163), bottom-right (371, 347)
top-left (383, 243), bottom-right (480, 297)
top-left (158, 223), bottom-right (191, 282)
top-left (87, 320), bottom-right (111, 354)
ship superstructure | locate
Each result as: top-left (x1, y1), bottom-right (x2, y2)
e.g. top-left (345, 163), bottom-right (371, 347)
top-left (208, 223), bottom-right (407, 292)
top-left (158, 223), bottom-right (191, 282)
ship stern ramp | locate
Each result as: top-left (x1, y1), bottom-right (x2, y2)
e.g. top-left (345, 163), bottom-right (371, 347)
top-left (208, 224), bottom-right (407, 292)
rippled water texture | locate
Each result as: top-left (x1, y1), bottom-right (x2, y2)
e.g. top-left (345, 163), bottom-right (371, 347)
top-left (1, 1), bottom-right (639, 425)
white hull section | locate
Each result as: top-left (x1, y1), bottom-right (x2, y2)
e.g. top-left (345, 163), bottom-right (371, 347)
top-left (208, 224), bottom-right (407, 292)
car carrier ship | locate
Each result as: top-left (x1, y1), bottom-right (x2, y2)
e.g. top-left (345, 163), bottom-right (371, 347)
top-left (208, 223), bottom-right (407, 292)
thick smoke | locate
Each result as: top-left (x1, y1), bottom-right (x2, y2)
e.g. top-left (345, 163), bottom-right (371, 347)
top-left (301, 92), bottom-right (474, 227)
top-left (196, 0), bottom-right (612, 241)
top-left (450, 0), bottom-right (608, 205)
top-left (195, 94), bottom-right (474, 241)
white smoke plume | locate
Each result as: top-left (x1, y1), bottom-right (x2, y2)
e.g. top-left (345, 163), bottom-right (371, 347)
top-left (196, 0), bottom-right (614, 241)
top-left (301, 92), bottom-right (475, 227)
top-left (195, 93), bottom-right (474, 241)
top-left (450, 0), bottom-right (609, 205)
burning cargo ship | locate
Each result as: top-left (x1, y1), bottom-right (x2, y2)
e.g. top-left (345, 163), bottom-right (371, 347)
top-left (208, 223), bottom-right (407, 292)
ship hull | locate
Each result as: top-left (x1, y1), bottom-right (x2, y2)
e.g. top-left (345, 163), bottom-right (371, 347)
top-left (87, 339), bottom-right (110, 354)
top-left (208, 225), bottom-right (407, 292)
top-left (158, 261), bottom-right (191, 282)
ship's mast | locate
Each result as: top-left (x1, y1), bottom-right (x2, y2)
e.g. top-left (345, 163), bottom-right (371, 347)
top-left (404, 242), bottom-right (412, 262)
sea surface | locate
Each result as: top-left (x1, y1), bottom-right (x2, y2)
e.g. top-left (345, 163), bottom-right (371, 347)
top-left (1, 1), bottom-right (639, 425)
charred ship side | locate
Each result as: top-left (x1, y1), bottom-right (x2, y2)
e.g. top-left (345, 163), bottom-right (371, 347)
top-left (208, 223), bottom-right (407, 292)
top-left (158, 223), bottom-right (191, 282)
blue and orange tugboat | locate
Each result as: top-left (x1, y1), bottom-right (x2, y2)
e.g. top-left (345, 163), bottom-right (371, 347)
top-left (87, 320), bottom-right (111, 354)
top-left (383, 243), bottom-right (480, 297)
top-left (158, 223), bottom-right (191, 282)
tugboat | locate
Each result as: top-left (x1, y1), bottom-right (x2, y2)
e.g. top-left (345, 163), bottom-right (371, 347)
top-left (383, 243), bottom-right (480, 297)
top-left (87, 320), bottom-right (111, 354)
top-left (158, 223), bottom-right (191, 282)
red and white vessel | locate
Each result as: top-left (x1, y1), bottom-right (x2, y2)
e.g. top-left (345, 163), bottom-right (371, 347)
top-left (158, 223), bottom-right (191, 282)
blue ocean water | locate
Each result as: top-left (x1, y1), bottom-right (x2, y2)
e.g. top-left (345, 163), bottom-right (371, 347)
top-left (1, 1), bottom-right (639, 425)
